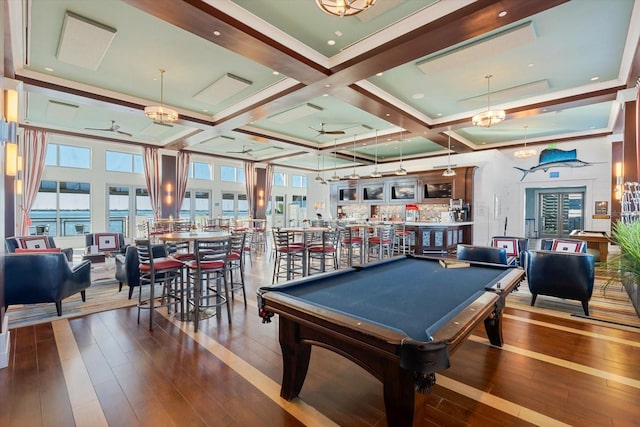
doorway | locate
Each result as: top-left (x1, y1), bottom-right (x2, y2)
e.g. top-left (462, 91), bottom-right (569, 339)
top-left (537, 189), bottom-right (585, 239)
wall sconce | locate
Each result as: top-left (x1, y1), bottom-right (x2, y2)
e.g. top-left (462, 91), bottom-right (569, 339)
top-left (5, 141), bottom-right (17, 176)
top-left (257, 189), bottom-right (264, 207)
top-left (614, 162), bottom-right (623, 201)
top-left (165, 182), bottom-right (173, 204)
top-left (15, 178), bottom-right (23, 195)
top-left (3, 88), bottom-right (19, 176)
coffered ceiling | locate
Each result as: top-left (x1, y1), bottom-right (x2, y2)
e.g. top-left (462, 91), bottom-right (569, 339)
top-left (5, 0), bottom-right (640, 172)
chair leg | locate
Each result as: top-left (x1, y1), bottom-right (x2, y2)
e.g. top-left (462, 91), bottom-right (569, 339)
top-left (581, 301), bottom-right (590, 316)
top-left (530, 294), bottom-right (537, 307)
top-left (55, 301), bottom-right (62, 316)
top-left (80, 290), bottom-right (86, 302)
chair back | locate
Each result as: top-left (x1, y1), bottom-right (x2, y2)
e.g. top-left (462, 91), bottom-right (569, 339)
top-left (539, 238), bottom-right (587, 253)
top-left (490, 236), bottom-right (529, 265)
top-left (194, 237), bottom-right (231, 269)
top-left (457, 244), bottom-right (508, 265)
top-left (230, 231), bottom-right (247, 255)
top-left (526, 250), bottom-right (595, 302)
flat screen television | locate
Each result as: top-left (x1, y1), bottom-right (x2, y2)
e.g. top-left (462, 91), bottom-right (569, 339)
top-left (363, 186), bottom-right (384, 200)
top-left (390, 185), bottom-right (416, 200)
top-left (425, 183), bottom-right (452, 198)
top-left (339, 188), bottom-right (357, 201)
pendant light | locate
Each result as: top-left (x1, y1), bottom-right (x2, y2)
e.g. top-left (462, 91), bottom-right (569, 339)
top-left (348, 135), bottom-right (360, 180)
top-left (394, 130), bottom-right (407, 176)
top-left (442, 127), bottom-right (456, 177)
top-left (314, 148), bottom-right (327, 184)
top-left (370, 129), bottom-right (382, 178)
top-left (514, 125), bottom-right (536, 159)
top-left (144, 69), bottom-right (178, 124)
top-left (472, 74), bottom-right (505, 127)
top-left (328, 138), bottom-right (341, 182)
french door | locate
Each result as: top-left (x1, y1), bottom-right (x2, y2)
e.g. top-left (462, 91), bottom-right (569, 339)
top-left (537, 191), bottom-right (585, 239)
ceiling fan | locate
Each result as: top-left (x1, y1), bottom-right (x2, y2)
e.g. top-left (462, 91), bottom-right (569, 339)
top-left (85, 120), bottom-right (133, 137)
top-left (227, 145), bottom-right (255, 156)
top-left (310, 122), bottom-right (346, 136)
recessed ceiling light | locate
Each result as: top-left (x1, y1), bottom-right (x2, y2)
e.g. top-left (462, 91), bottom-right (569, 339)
top-left (412, 93), bottom-right (424, 99)
top-left (325, 84), bottom-right (331, 88)
top-left (591, 76), bottom-right (599, 81)
top-left (437, 113), bottom-right (442, 116)
top-left (385, 113), bottom-right (390, 117)
top-left (272, 71), bottom-right (280, 75)
top-left (376, 72), bottom-right (383, 76)
top-left (328, 40), bottom-right (336, 45)
top-left (322, 93), bottom-right (328, 97)
top-left (44, 67), bottom-right (54, 72)
top-left (213, 30), bottom-right (221, 36)
top-left (335, 30), bottom-right (343, 37)
top-left (528, 63), bottom-right (534, 67)
top-left (498, 10), bottom-right (507, 17)
top-left (202, 109), bottom-right (208, 112)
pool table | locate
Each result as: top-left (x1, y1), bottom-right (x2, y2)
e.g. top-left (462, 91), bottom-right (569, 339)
top-left (257, 255), bottom-right (524, 427)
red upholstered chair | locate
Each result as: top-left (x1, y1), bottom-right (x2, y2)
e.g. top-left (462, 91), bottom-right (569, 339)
top-left (134, 239), bottom-right (184, 330)
top-left (272, 229), bottom-right (305, 283)
top-left (307, 229), bottom-right (340, 275)
top-left (184, 237), bottom-right (232, 332)
top-left (368, 226), bottom-right (393, 261)
top-left (339, 226), bottom-right (363, 267)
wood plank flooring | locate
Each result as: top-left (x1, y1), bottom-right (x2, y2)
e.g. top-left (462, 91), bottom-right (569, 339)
top-left (1, 251), bottom-right (640, 426)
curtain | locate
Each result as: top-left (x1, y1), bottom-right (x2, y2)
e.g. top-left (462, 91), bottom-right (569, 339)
top-left (176, 151), bottom-right (191, 218)
top-left (244, 161), bottom-right (255, 218)
top-left (264, 164), bottom-right (274, 217)
top-left (143, 146), bottom-right (162, 221)
top-left (18, 129), bottom-right (48, 236)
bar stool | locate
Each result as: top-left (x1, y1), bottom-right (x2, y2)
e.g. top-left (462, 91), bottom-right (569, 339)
top-left (272, 229), bottom-right (305, 283)
top-left (339, 226), bottom-right (363, 267)
top-left (308, 229), bottom-right (340, 275)
top-left (184, 237), bottom-right (232, 332)
top-left (134, 239), bottom-right (184, 330)
top-left (228, 232), bottom-right (247, 306)
top-left (393, 223), bottom-right (413, 255)
top-left (368, 226), bottom-right (393, 261)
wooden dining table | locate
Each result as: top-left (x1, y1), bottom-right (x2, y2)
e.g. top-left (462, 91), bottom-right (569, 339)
top-left (157, 231), bottom-right (232, 323)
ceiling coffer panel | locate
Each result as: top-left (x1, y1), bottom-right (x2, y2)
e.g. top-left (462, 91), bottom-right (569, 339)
top-left (193, 73), bottom-right (252, 106)
top-left (56, 11), bottom-right (117, 70)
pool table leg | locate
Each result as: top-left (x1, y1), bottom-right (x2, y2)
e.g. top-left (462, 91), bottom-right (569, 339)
top-left (483, 299), bottom-right (505, 346)
top-left (278, 318), bottom-right (312, 400)
top-left (382, 363), bottom-right (427, 427)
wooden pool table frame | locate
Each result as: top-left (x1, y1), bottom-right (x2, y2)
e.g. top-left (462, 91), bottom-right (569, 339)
top-left (258, 256), bottom-right (525, 427)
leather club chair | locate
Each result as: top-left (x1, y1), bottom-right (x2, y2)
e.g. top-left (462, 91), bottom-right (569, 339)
top-left (5, 236), bottom-right (74, 262)
top-left (456, 244), bottom-right (509, 265)
top-left (3, 252), bottom-right (91, 316)
top-left (526, 250), bottom-right (595, 316)
top-left (115, 244), bottom-right (167, 299)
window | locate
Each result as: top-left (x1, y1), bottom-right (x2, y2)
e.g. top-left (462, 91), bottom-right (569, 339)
top-left (190, 161), bottom-right (213, 180)
top-left (221, 192), bottom-right (248, 219)
top-left (45, 144), bottom-right (91, 168)
top-left (292, 195), bottom-right (307, 208)
top-left (108, 186), bottom-right (130, 235)
top-left (30, 180), bottom-right (91, 236)
top-left (273, 172), bottom-right (286, 186)
top-left (292, 174), bottom-right (307, 188)
top-left (106, 151), bottom-right (143, 173)
top-left (220, 165), bottom-right (245, 183)
top-left (179, 190), bottom-right (211, 221)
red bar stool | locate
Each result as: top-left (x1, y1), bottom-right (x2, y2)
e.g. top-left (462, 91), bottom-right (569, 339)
top-left (272, 229), bottom-right (305, 283)
top-left (340, 226), bottom-right (364, 267)
top-left (228, 231), bottom-right (247, 306)
top-left (308, 229), bottom-right (340, 274)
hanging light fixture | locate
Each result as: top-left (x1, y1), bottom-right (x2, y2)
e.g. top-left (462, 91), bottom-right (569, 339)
top-left (144, 69), bottom-right (178, 124)
top-left (442, 128), bottom-right (457, 177)
top-left (314, 148), bottom-right (327, 184)
top-left (472, 74), bottom-right (505, 127)
top-left (514, 125), bottom-right (537, 159)
top-left (348, 135), bottom-right (360, 180)
top-left (315, 0), bottom-right (375, 17)
top-left (370, 129), bottom-right (382, 178)
top-left (394, 130), bottom-right (407, 176)
top-left (328, 138), bottom-right (341, 182)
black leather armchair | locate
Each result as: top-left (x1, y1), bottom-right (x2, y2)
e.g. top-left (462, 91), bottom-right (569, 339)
top-left (5, 236), bottom-right (74, 262)
top-left (115, 244), bottom-right (167, 299)
top-left (3, 253), bottom-right (91, 316)
top-left (526, 250), bottom-right (595, 315)
top-left (85, 233), bottom-right (128, 254)
top-left (456, 244), bottom-right (509, 265)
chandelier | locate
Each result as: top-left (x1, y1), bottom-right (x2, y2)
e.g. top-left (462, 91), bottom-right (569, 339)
top-left (315, 0), bottom-right (376, 17)
top-left (145, 69), bottom-right (178, 124)
top-left (472, 75), bottom-right (505, 127)
top-left (442, 128), bottom-right (456, 177)
top-left (514, 125), bottom-right (537, 159)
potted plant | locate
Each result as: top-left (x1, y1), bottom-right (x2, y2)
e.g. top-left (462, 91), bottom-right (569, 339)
top-left (603, 221), bottom-right (640, 315)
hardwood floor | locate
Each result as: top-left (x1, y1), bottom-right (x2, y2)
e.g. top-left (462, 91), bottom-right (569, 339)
top-left (1, 251), bottom-right (640, 426)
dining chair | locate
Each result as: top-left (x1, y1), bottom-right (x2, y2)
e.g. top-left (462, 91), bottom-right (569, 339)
top-left (134, 239), bottom-right (184, 330)
top-left (184, 237), bottom-right (232, 332)
top-left (272, 229), bottom-right (305, 283)
top-left (307, 229), bottom-right (340, 275)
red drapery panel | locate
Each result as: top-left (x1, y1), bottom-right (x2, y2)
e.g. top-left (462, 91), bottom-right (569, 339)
top-left (18, 129), bottom-right (48, 236)
top-left (143, 147), bottom-right (161, 221)
top-left (176, 151), bottom-right (191, 218)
